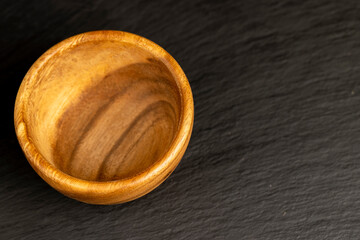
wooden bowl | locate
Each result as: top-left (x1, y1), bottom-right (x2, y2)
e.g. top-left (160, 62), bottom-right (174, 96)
top-left (14, 31), bottom-right (194, 204)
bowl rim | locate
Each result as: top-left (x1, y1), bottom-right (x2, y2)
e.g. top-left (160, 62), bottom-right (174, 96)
top-left (14, 30), bottom-right (194, 203)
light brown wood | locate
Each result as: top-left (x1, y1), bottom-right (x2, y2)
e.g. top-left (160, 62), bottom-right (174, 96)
top-left (14, 30), bottom-right (194, 204)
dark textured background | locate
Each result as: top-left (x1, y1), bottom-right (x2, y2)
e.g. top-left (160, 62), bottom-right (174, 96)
top-left (1, 0), bottom-right (360, 239)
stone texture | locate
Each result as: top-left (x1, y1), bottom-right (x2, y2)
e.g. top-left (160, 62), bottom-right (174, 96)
top-left (1, 0), bottom-right (360, 239)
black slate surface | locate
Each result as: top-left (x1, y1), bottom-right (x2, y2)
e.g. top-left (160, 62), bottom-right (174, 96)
top-left (1, 0), bottom-right (360, 239)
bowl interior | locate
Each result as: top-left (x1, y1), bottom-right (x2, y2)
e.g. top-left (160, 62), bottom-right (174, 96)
top-left (23, 39), bottom-right (182, 181)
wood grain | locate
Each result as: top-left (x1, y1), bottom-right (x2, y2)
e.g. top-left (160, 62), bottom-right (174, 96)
top-left (14, 31), bottom-right (194, 204)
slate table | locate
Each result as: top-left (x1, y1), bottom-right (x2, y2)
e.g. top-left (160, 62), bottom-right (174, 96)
top-left (1, 0), bottom-right (360, 239)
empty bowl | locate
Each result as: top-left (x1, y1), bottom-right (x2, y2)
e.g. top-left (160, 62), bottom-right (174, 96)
top-left (14, 30), bottom-right (194, 204)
